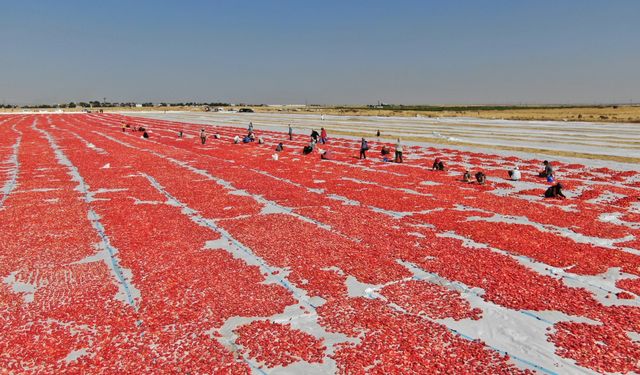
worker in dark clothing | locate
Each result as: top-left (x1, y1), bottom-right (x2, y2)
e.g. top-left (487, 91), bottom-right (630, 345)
top-left (288, 125), bottom-right (293, 140)
top-left (432, 158), bottom-right (445, 171)
top-left (475, 171), bottom-right (486, 184)
top-left (303, 145), bottom-right (314, 155)
top-left (359, 138), bottom-right (369, 159)
top-left (463, 170), bottom-right (472, 183)
top-left (311, 129), bottom-right (320, 143)
top-left (539, 160), bottom-right (554, 178)
top-left (544, 183), bottom-right (566, 198)
top-left (275, 143), bottom-right (284, 152)
top-left (142, 131), bottom-right (149, 139)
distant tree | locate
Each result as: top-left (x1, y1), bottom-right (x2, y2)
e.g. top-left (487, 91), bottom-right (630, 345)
top-left (68, 102), bottom-right (76, 108)
top-left (78, 102), bottom-right (90, 108)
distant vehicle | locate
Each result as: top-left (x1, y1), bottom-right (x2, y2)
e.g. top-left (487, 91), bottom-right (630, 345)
top-left (238, 108), bottom-right (254, 113)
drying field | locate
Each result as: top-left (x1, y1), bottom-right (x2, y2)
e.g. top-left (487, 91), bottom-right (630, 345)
top-left (1, 113), bottom-right (640, 374)
top-left (248, 105), bottom-right (640, 124)
top-left (132, 112), bottom-right (640, 163)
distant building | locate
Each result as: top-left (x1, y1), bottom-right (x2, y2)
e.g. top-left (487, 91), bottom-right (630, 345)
top-left (266, 104), bottom-right (307, 108)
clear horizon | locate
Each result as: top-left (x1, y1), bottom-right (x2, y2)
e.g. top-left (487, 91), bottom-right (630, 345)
top-left (2, 0), bottom-right (639, 105)
top-left (7, 101), bottom-right (640, 107)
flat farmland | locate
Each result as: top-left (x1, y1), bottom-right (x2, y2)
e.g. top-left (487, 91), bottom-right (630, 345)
top-left (1, 113), bottom-right (639, 374)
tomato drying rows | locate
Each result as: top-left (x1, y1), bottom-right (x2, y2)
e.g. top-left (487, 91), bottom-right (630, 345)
top-left (1, 113), bottom-right (639, 374)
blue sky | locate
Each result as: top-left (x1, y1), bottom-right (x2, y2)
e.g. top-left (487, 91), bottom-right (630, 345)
top-left (1, 0), bottom-right (638, 105)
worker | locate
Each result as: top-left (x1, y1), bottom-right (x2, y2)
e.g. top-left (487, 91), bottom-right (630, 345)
top-left (288, 124), bottom-right (293, 140)
top-left (275, 143), bottom-right (284, 152)
top-left (303, 144), bottom-right (314, 155)
top-left (432, 158), bottom-right (445, 171)
top-left (248, 122), bottom-right (254, 132)
top-left (475, 171), bottom-right (486, 185)
top-left (508, 166), bottom-right (521, 181)
top-left (463, 170), bottom-right (472, 183)
top-left (381, 145), bottom-right (390, 156)
top-left (321, 149), bottom-right (333, 160)
top-left (320, 127), bottom-right (328, 144)
top-left (545, 183), bottom-right (567, 198)
top-left (539, 160), bottom-right (554, 179)
top-left (359, 138), bottom-right (369, 159)
top-left (233, 135), bottom-right (240, 144)
top-left (394, 139), bottom-right (403, 163)
top-left (199, 129), bottom-right (207, 144)
top-left (142, 131), bottom-right (149, 139)
top-left (311, 129), bottom-right (320, 143)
